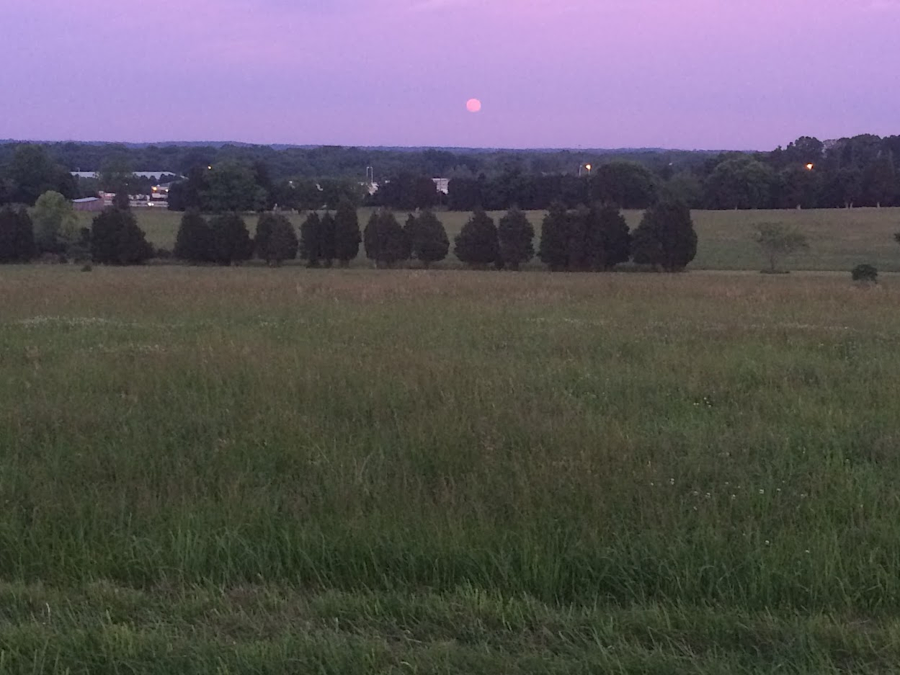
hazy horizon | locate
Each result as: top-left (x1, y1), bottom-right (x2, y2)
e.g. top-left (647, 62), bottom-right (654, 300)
top-left (0, 137), bottom-right (752, 153)
top-left (2, 0), bottom-right (898, 150)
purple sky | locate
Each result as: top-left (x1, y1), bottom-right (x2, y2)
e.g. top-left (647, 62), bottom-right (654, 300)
top-left (2, 0), bottom-right (899, 150)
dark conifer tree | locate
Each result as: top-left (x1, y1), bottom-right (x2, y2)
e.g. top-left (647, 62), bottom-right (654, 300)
top-left (174, 209), bottom-right (214, 263)
top-left (497, 207), bottom-right (534, 271)
top-left (454, 208), bottom-right (499, 268)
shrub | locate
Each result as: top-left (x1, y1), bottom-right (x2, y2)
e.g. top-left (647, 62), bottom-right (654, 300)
top-left (455, 208), bottom-right (499, 268)
top-left (851, 264), bottom-right (878, 283)
top-left (631, 200), bottom-right (697, 272)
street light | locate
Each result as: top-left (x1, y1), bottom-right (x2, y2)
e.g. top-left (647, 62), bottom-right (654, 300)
top-left (805, 163), bottom-right (814, 171)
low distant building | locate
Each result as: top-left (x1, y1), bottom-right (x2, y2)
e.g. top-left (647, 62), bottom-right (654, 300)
top-left (70, 171), bottom-right (182, 181)
top-left (134, 171), bottom-right (182, 181)
top-left (72, 197), bottom-right (103, 212)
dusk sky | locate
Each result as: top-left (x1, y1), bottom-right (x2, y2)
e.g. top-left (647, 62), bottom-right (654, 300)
top-left (2, 0), bottom-right (898, 150)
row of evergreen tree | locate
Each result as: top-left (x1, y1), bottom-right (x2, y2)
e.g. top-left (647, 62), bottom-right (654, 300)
top-left (0, 199), bottom-right (698, 272)
top-left (172, 200), bottom-right (697, 272)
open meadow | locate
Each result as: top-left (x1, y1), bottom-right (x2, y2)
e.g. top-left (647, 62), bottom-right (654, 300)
top-left (2, 266), bottom-right (900, 672)
top-left (75, 206), bottom-right (900, 272)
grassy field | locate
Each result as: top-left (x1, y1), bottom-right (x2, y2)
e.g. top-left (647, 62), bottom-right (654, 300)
top-left (75, 206), bottom-right (900, 272)
top-left (2, 266), bottom-right (900, 672)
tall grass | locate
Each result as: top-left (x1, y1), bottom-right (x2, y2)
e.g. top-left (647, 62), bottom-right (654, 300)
top-left (2, 266), bottom-right (900, 671)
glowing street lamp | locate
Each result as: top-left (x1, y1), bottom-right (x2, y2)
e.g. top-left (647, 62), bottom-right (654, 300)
top-left (805, 163), bottom-right (815, 171)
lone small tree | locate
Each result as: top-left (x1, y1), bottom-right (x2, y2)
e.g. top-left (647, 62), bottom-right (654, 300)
top-left (258, 214), bottom-right (298, 266)
top-left (210, 213), bottom-right (253, 266)
top-left (538, 201), bottom-right (570, 271)
top-left (454, 208), bottom-right (499, 268)
top-left (174, 209), bottom-right (214, 263)
top-left (333, 198), bottom-right (361, 266)
top-left (0, 206), bottom-right (37, 263)
top-left (90, 207), bottom-right (153, 265)
top-left (299, 211), bottom-right (322, 267)
top-left (31, 190), bottom-right (78, 253)
top-left (410, 209), bottom-right (449, 268)
top-left (319, 212), bottom-right (337, 267)
top-left (497, 208), bottom-right (534, 271)
top-left (753, 223), bottom-right (808, 273)
top-left (631, 200), bottom-right (697, 272)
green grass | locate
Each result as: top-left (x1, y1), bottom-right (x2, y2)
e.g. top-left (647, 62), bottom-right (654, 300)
top-left (2, 267), bottom-right (900, 672)
top-left (75, 206), bottom-right (900, 272)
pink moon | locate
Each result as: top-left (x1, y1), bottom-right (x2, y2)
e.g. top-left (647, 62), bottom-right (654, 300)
top-left (466, 98), bottom-right (482, 113)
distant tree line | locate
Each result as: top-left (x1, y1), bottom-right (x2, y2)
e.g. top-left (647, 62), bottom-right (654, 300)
top-left (0, 140), bottom-right (707, 184)
top-left (2, 134), bottom-right (900, 212)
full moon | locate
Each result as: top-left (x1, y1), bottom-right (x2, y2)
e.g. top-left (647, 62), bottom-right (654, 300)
top-left (466, 98), bottom-right (482, 113)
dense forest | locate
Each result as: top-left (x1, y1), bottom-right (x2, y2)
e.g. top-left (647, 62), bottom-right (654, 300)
top-left (1, 134), bottom-right (898, 212)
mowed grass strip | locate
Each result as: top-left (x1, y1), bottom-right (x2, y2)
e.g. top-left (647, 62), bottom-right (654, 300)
top-left (2, 267), bottom-right (900, 671)
top-left (76, 206), bottom-right (900, 272)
